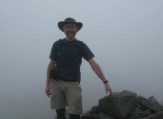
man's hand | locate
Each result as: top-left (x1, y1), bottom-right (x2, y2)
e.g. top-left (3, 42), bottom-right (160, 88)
top-left (45, 85), bottom-right (51, 97)
top-left (45, 60), bottom-right (55, 97)
top-left (104, 83), bottom-right (114, 95)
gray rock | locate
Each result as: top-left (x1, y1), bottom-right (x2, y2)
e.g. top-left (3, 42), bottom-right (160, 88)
top-left (83, 90), bottom-right (163, 119)
top-left (91, 105), bottom-right (101, 114)
top-left (81, 107), bottom-right (116, 119)
top-left (92, 112), bottom-right (115, 119)
top-left (127, 109), bottom-right (139, 119)
top-left (137, 95), bottom-right (163, 112)
top-left (146, 111), bottom-right (163, 119)
top-left (99, 90), bottom-right (137, 119)
top-left (81, 110), bottom-right (93, 119)
top-left (136, 108), bottom-right (152, 118)
top-left (127, 107), bottom-right (151, 119)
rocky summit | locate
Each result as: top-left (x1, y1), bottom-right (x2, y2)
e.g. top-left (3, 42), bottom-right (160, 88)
top-left (81, 90), bottom-right (163, 119)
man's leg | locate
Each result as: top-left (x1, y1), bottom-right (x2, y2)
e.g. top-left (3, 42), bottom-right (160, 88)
top-left (64, 82), bottom-right (82, 115)
top-left (56, 108), bottom-right (66, 119)
top-left (51, 80), bottom-right (67, 119)
top-left (69, 114), bottom-right (80, 119)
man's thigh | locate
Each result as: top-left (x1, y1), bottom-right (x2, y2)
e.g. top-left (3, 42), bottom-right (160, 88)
top-left (64, 82), bottom-right (82, 114)
top-left (50, 80), bottom-right (67, 109)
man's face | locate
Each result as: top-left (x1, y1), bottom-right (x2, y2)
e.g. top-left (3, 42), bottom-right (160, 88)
top-left (63, 23), bottom-right (78, 39)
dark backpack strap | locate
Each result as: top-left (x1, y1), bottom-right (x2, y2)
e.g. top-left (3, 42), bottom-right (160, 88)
top-left (73, 40), bottom-right (83, 56)
top-left (56, 39), bottom-right (63, 56)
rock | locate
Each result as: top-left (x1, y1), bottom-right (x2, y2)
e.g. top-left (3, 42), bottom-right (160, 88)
top-left (81, 110), bottom-right (93, 119)
top-left (146, 111), bottom-right (163, 119)
top-left (136, 108), bottom-right (152, 118)
top-left (82, 90), bottom-right (163, 119)
top-left (99, 90), bottom-right (137, 119)
top-left (81, 108), bottom-right (115, 119)
top-left (127, 108), bottom-right (139, 119)
top-left (92, 112), bottom-right (115, 119)
top-left (91, 105), bottom-right (101, 114)
top-left (137, 95), bottom-right (163, 112)
top-left (137, 103), bottom-right (147, 110)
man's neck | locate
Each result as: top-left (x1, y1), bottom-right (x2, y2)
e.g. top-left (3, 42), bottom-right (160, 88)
top-left (66, 37), bottom-right (75, 41)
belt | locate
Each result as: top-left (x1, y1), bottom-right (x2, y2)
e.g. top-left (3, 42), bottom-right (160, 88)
top-left (54, 75), bottom-right (80, 83)
top-left (50, 69), bottom-right (80, 83)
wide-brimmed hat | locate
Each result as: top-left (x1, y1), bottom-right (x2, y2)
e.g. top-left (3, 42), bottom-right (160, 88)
top-left (58, 17), bottom-right (83, 31)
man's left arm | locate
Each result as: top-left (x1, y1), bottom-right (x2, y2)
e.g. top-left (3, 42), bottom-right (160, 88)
top-left (88, 58), bottom-right (113, 95)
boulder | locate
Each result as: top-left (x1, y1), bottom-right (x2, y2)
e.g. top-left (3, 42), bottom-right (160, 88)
top-left (81, 110), bottom-right (93, 119)
top-left (82, 90), bottom-right (163, 119)
top-left (81, 110), bottom-right (115, 119)
top-left (146, 111), bottom-right (163, 119)
top-left (128, 108), bottom-right (152, 119)
top-left (91, 105), bottom-right (101, 114)
top-left (99, 90), bottom-right (137, 119)
top-left (137, 95), bottom-right (163, 112)
top-left (92, 112), bottom-right (115, 119)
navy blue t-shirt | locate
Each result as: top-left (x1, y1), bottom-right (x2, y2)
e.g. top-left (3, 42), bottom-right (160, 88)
top-left (49, 38), bottom-right (94, 78)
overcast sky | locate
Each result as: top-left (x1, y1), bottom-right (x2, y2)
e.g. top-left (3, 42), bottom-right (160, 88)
top-left (0, 0), bottom-right (163, 119)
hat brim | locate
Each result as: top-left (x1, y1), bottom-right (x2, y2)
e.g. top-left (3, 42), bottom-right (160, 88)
top-left (58, 22), bottom-right (83, 32)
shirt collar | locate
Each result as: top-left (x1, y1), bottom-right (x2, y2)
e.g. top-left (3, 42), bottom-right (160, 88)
top-left (65, 37), bottom-right (76, 41)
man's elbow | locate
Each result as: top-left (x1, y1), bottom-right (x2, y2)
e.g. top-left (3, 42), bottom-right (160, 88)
top-left (88, 58), bottom-right (98, 70)
top-left (48, 60), bottom-right (55, 69)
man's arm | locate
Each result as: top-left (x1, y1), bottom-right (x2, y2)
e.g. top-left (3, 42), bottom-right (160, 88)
top-left (88, 58), bottom-right (113, 95)
top-left (45, 60), bottom-right (55, 97)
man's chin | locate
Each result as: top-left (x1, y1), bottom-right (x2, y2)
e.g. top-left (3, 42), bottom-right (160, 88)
top-left (66, 35), bottom-right (75, 39)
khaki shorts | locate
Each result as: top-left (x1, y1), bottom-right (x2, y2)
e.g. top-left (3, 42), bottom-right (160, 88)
top-left (50, 79), bottom-right (82, 114)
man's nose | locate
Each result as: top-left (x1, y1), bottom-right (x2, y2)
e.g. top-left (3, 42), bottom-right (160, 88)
top-left (67, 28), bottom-right (74, 32)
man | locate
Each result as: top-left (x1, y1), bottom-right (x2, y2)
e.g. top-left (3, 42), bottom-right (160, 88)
top-left (45, 18), bottom-right (113, 119)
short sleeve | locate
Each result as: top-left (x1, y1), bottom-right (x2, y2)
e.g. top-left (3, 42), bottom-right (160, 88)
top-left (49, 41), bottom-right (59, 61)
top-left (81, 42), bottom-right (94, 61)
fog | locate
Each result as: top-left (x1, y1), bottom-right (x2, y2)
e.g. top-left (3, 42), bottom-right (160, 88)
top-left (0, 0), bottom-right (163, 119)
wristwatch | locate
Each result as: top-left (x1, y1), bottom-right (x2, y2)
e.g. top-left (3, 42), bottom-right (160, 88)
top-left (103, 80), bottom-right (108, 84)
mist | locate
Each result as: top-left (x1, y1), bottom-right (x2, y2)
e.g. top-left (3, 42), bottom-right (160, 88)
top-left (0, 0), bottom-right (163, 119)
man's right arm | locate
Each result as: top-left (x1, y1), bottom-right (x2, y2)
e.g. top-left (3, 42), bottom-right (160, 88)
top-left (45, 60), bottom-right (55, 97)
